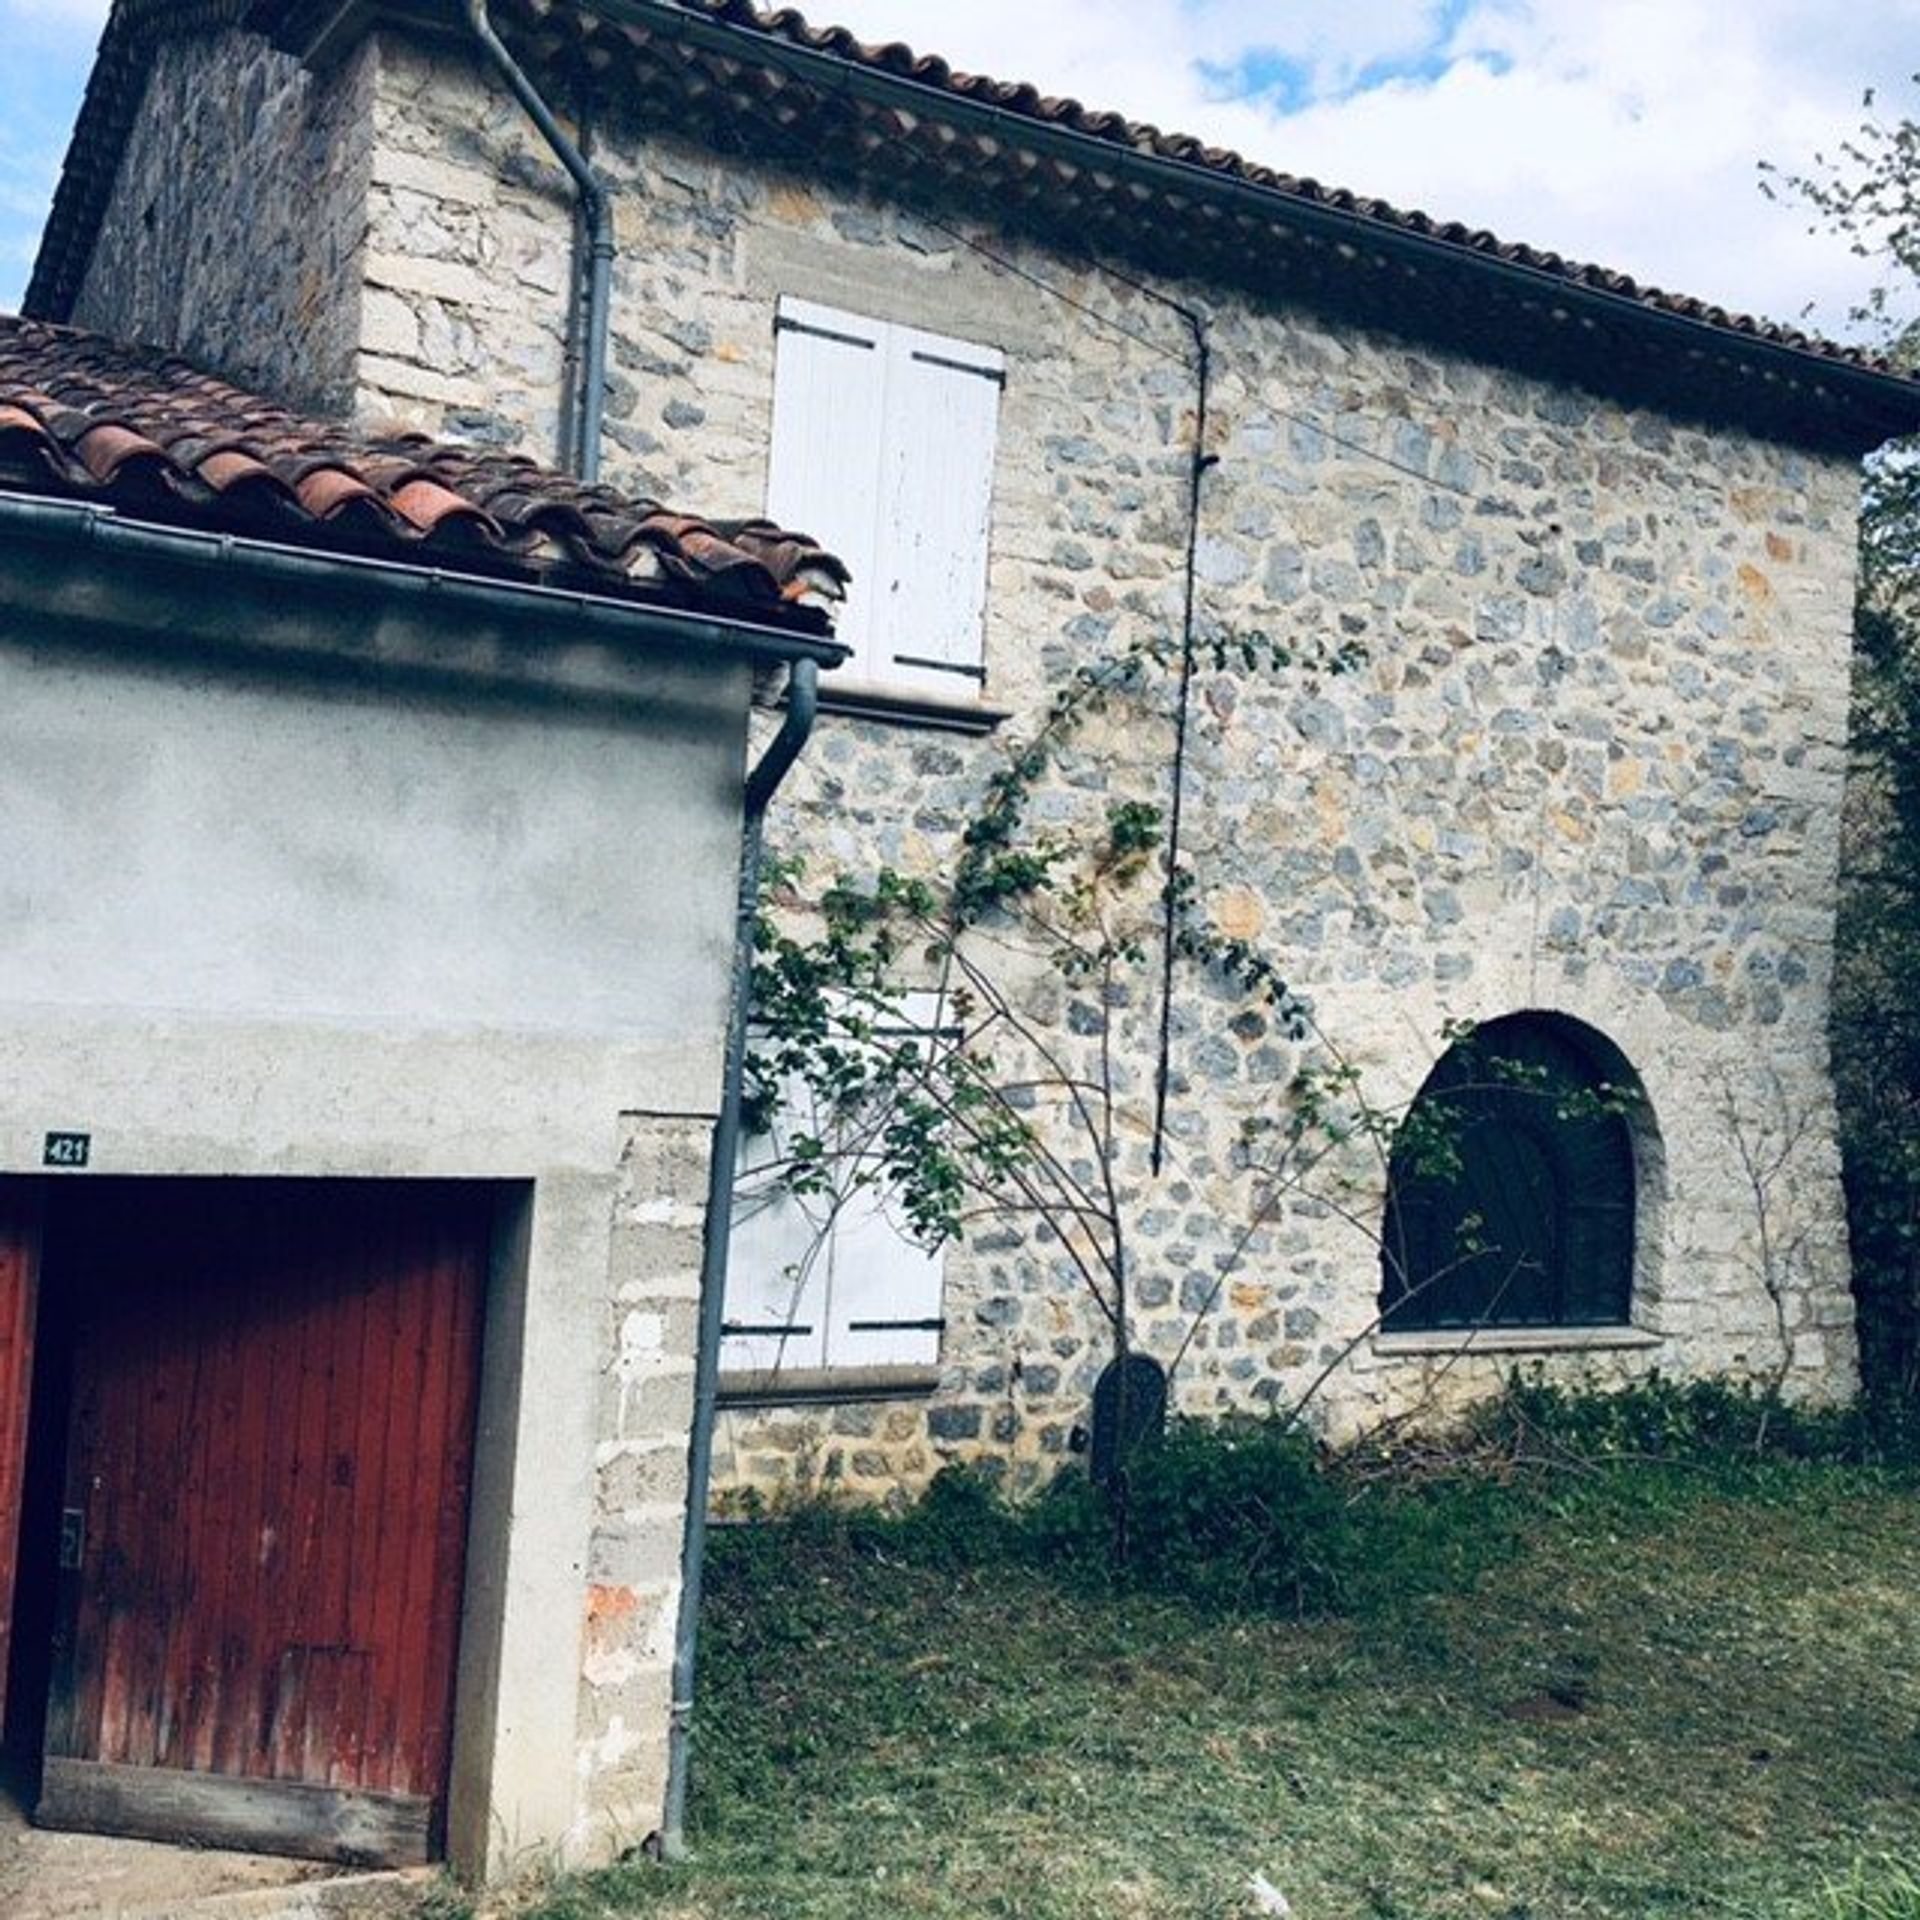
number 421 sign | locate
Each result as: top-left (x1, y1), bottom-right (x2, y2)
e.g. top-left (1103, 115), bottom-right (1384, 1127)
top-left (43, 1132), bottom-right (91, 1170)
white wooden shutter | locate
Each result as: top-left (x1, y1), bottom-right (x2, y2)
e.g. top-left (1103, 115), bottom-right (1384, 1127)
top-left (822, 1182), bottom-right (945, 1368)
top-left (872, 321), bottom-right (1003, 695)
top-left (728, 997), bottom-right (954, 1379)
top-left (819, 991), bottom-right (952, 1368)
top-left (722, 1103), bottom-right (831, 1374)
top-left (766, 298), bottom-right (888, 679)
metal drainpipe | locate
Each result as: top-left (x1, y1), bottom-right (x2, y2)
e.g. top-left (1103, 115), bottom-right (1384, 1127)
top-left (462, 0), bottom-right (615, 482)
top-left (660, 658), bottom-right (819, 1860)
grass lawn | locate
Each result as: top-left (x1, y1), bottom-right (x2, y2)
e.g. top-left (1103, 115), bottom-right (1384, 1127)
top-left (512, 1463), bottom-right (1920, 1920)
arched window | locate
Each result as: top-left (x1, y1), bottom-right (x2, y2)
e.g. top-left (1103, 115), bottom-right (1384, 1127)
top-left (1379, 1014), bottom-right (1639, 1332)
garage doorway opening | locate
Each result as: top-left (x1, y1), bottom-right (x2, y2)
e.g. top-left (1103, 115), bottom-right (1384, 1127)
top-left (0, 1175), bottom-right (501, 1874)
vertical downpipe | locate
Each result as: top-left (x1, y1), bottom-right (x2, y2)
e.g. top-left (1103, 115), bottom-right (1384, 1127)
top-left (1150, 307), bottom-right (1215, 1175)
top-left (462, 0), bottom-right (614, 481)
top-left (662, 659), bottom-right (822, 1858)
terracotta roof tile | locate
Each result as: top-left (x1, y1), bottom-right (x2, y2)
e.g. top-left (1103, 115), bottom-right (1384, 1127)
top-left (0, 315), bottom-right (850, 626)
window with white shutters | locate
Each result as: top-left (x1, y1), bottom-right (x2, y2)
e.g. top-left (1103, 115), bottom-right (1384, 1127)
top-left (766, 297), bottom-right (1003, 696)
top-left (721, 993), bottom-right (951, 1380)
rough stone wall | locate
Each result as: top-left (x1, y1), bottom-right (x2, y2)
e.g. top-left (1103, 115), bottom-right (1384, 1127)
top-left (350, 37), bottom-right (1864, 1497)
top-left (356, 36), bottom-right (576, 453)
top-left (70, 29), bottom-right (374, 414)
top-left (577, 1112), bottom-right (704, 1856)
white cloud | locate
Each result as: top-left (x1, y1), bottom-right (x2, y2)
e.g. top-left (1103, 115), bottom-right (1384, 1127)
top-left (820, 0), bottom-right (1920, 337)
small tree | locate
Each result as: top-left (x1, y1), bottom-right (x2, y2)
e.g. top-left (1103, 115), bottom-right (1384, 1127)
top-left (740, 626), bottom-right (1633, 1546)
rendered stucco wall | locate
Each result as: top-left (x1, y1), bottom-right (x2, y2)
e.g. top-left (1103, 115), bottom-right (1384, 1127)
top-left (0, 567), bottom-right (748, 1875)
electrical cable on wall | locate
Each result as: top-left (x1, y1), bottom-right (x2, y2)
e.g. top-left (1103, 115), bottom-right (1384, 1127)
top-left (1148, 304), bottom-right (1213, 1178)
top-left (692, 24), bottom-right (1487, 504)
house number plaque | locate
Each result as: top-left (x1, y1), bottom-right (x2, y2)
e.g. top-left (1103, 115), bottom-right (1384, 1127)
top-left (43, 1132), bottom-right (91, 1169)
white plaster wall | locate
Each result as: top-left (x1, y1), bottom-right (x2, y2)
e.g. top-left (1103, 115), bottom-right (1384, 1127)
top-left (0, 641), bottom-right (742, 1058)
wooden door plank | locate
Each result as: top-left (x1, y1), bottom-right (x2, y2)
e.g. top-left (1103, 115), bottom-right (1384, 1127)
top-left (393, 1212), bottom-right (456, 1800)
top-left (175, 1223), bottom-right (249, 1777)
top-left (364, 1188), bottom-right (427, 1798)
top-left (38, 1756), bottom-right (433, 1869)
top-left (351, 1191), bottom-right (408, 1797)
top-left (335, 1215), bottom-right (390, 1793)
top-left (271, 1214), bottom-right (335, 1785)
top-left (418, 1203), bottom-right (485, 1817)
top-left (316, 1219), bottom-right (373, 1790)
top-left (0, 1179), bottom-right (42, 1730)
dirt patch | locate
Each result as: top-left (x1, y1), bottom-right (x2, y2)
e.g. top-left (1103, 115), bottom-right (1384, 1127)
top-left (0, 1778), bottom-right (338, 1920)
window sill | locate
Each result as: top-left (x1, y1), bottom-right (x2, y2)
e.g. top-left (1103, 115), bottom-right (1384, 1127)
top-left (717, 1364), bottom-right (942, 1409)
top-left (1370, 1325), bottom-right (1665, 1360)
top-left (814, 679), bottom-right (1012, 734)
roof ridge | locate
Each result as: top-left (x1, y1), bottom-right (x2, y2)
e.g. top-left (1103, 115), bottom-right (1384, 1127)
top-left (641, 0), bottom-right (1908, 382)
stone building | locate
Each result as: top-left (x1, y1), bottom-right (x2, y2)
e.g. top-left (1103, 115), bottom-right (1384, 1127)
top-left (28, 1), bottom-right (1920, 1520)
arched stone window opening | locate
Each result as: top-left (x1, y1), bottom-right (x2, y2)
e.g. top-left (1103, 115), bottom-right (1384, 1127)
top-left (1378, 1013), bottom-right (1651, 1333)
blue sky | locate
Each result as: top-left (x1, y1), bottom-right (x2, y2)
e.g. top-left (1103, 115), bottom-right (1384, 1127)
top-left (0, 0), bottom-right (102, 305)
top-left (4, 0), bottom-right (1917, 339)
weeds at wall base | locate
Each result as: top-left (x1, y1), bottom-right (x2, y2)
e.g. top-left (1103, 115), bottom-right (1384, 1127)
top-left (715, 1374), bottom-right (1920, 1629)
top-left (484, 1378), bottom-right (1919, 1920)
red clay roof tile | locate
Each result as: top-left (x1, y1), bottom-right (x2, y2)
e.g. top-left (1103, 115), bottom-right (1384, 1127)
top-left (0, 315), bottom-right (849, 627)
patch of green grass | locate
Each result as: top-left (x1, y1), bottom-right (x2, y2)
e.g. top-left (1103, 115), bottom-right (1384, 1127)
top-left (495, 1445), bottom-right (1920, 1920)
top-left (1812, 1859), bottom-right (1920, 1920)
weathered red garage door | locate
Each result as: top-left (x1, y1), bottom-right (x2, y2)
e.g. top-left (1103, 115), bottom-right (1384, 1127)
top-left (36, 1180), bottom-right (490, 1867)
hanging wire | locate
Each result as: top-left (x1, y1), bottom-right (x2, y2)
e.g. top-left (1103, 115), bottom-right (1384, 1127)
top-left (697, 28), bottom-right (1491, 503)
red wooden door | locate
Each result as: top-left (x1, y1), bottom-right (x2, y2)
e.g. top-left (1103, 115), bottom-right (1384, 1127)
top-left (37, 1181), bottom-right (489, 1867)
top-left (0, 1179), bottom-right (42, 1729)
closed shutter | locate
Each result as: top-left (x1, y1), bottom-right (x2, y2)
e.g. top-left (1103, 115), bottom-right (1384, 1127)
top-left (823, 1181), bottom-right (945, 1368)
top-left (767, 298), bottom-right (1001, 691)
top-left (819, 989), bottom-right (950, 1366)
top-left (725, 995), bottom-right (951, 1378)
top-left (767, 299), bottom-right (888, 680)
top-left (872, 322), bottom-right (1003, 694)
top-left (722, 1103), bottom-right (830, 1374)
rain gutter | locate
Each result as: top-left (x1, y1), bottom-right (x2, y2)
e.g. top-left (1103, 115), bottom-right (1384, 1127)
top-left (0, 490), bottom-right (842, 667)
top-left (589, 0), bottom-right (1920, 442)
